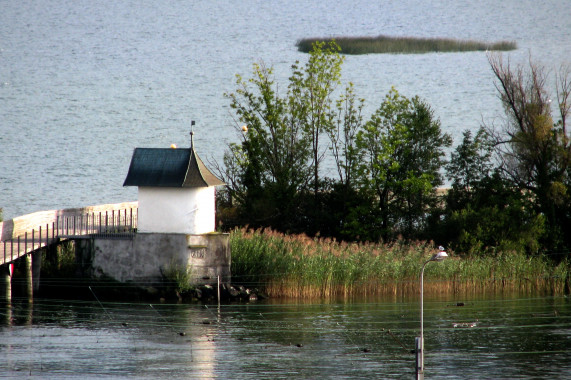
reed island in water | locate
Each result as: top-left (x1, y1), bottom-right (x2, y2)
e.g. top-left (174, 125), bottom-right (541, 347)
top-left (296, 35), bottom-right (517, 54)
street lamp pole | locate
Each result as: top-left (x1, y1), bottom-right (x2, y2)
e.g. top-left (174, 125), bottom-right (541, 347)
top-left (416, 246), bottom-right (447, 380)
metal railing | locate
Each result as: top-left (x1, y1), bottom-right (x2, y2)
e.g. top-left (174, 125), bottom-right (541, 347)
top-left (55, 208), bottom-right (138, 238)
top-left (1, 207), bottom-right (138, 266)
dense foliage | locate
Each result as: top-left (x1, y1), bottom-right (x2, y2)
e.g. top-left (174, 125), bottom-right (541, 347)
top-left (216, 43), bottom-right (571, 260)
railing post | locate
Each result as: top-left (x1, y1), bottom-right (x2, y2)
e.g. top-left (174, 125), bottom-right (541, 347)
top-left (23, 253), bottom-right (33, 301)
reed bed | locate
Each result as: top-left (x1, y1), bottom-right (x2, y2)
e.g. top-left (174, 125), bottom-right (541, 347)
top-left (296, 35), bottom-right (517, 55)
top-left (230, 228), bottom-right (569, 299)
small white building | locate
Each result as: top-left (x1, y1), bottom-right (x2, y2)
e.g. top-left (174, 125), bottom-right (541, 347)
top-left (123, 139), bottom-right (225, 234)
top-left (81, 135), bottom-right (231, 286)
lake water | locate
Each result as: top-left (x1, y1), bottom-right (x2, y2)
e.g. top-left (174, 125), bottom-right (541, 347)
top-left (1, 0), bottom-right (570, 219)
top-left (1, 293), bottom-right (570, 379)
top-left (1, 3), bottom-right (570, 377)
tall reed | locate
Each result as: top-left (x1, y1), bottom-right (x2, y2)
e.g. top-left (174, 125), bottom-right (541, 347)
top-left (230, 228), bottom-right (569, 299)
top-left (296, 35), bottom-right (517, 55)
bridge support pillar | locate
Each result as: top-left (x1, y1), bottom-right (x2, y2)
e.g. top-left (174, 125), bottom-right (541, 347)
top-left (23, 254), bottom-right (33, 301)
top-left (32, 251), bottom-right (42, 293)
top-left (0, 264), bottom-right (11, 303)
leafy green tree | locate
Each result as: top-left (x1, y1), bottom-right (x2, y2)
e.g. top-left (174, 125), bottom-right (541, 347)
top-left (309, 83), bottom-right (368, 240)
top-left (439, 129), bottom-right (545, 255)
top-left (328, 83), bottom-right (365, 189)
top-left (220, 62), bottom-right (311, 228)
top-left (443, 128), bottom-right (494, 211)
top-left (354, 88), bottom-right (452, 240)
top-left (446, 129), bottom-right (494, 190)
top-left (217, 42), bottom-right (352, 232)
top-left (486, 54), bottom-right (571, 256)
top-left (445, 177), bottom-right (545, 255)
top-left (288, 41), bottom-right (345, 194)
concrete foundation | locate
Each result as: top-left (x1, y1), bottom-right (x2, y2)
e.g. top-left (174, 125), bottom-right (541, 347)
top-left (75, 232), bottom-right (230, 286)
top-left (23, 254), bottom-right (33, 301)
top-left (32, 251), bottom-right (41, 292)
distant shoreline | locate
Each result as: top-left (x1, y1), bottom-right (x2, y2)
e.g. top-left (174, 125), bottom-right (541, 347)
top-left (296, 35), bottom-right (517, 55)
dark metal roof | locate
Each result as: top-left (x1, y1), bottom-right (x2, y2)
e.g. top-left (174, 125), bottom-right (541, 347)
top-left (123, 148), bottom-right (225, 188)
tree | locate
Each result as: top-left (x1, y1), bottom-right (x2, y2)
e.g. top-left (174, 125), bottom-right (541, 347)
top-left (328, 82), bottom-right (365, 189)
top-left (217, 42), bottom-right (353, 232)
top-left (443, 128), bottom-right (495, 211)
top-left (486, 53), bottom-right (571, 256)
top-left (219, 62), bottom-right (311, 229)
top-left (446, 129), bottom-right (494, 191)
top-left (354, 88), bottom-right (451, 240)
top-left (288, 41), bottom-right (345, 195)
top-left (438, 128), bottom-right (545, 255)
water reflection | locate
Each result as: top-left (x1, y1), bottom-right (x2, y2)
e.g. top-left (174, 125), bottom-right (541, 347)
top-left (0, 294), bottom-right (569, 379)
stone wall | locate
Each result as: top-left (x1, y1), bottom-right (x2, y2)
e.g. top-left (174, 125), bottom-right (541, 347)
top-left (76, 232), bottom-right (230, 286)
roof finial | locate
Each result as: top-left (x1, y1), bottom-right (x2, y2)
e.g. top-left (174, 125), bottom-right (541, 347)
top-left (190, 120), bottom-right (195, 150)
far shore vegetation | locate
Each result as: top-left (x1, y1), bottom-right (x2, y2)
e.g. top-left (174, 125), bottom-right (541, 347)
top-left (215, 41), bottom-right (571, 298)
top-left (296, 35), bottom-right (517, 54)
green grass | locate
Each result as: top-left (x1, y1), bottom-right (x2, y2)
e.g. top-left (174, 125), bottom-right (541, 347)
top-left (230, 228), bottom-right (568, 299)
top-left (296, 35), bottom-right (517, 55)
top-left (162, 260), bottom-right (194, 294)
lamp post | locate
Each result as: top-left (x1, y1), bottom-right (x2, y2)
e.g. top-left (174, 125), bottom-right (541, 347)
top-left (416, 246), bottom-right (447, 380)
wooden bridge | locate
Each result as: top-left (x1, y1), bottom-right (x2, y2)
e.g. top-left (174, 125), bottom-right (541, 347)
top-left (0, 202), bottom-right (138, 266)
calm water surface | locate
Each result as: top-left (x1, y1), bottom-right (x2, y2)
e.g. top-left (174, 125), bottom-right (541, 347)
top-left (1, 293), bottom-right (570, 379)
top-left (1, 0), bottom-right (570, 218)
top-left (2, 2), bottom-right (570, 377)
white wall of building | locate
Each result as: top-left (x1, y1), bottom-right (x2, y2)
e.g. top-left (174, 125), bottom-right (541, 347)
top-left (137, 187), bottom-right (216, 234)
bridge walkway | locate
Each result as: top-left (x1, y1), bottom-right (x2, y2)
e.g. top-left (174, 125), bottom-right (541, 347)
top-left (0, 202), bottom-right (138, 266)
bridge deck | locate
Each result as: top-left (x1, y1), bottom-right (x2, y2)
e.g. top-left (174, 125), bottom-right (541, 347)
top-left (1, 236), bottom-right (56, 266)
top-left (0, 202), bottom-right (138, 266)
